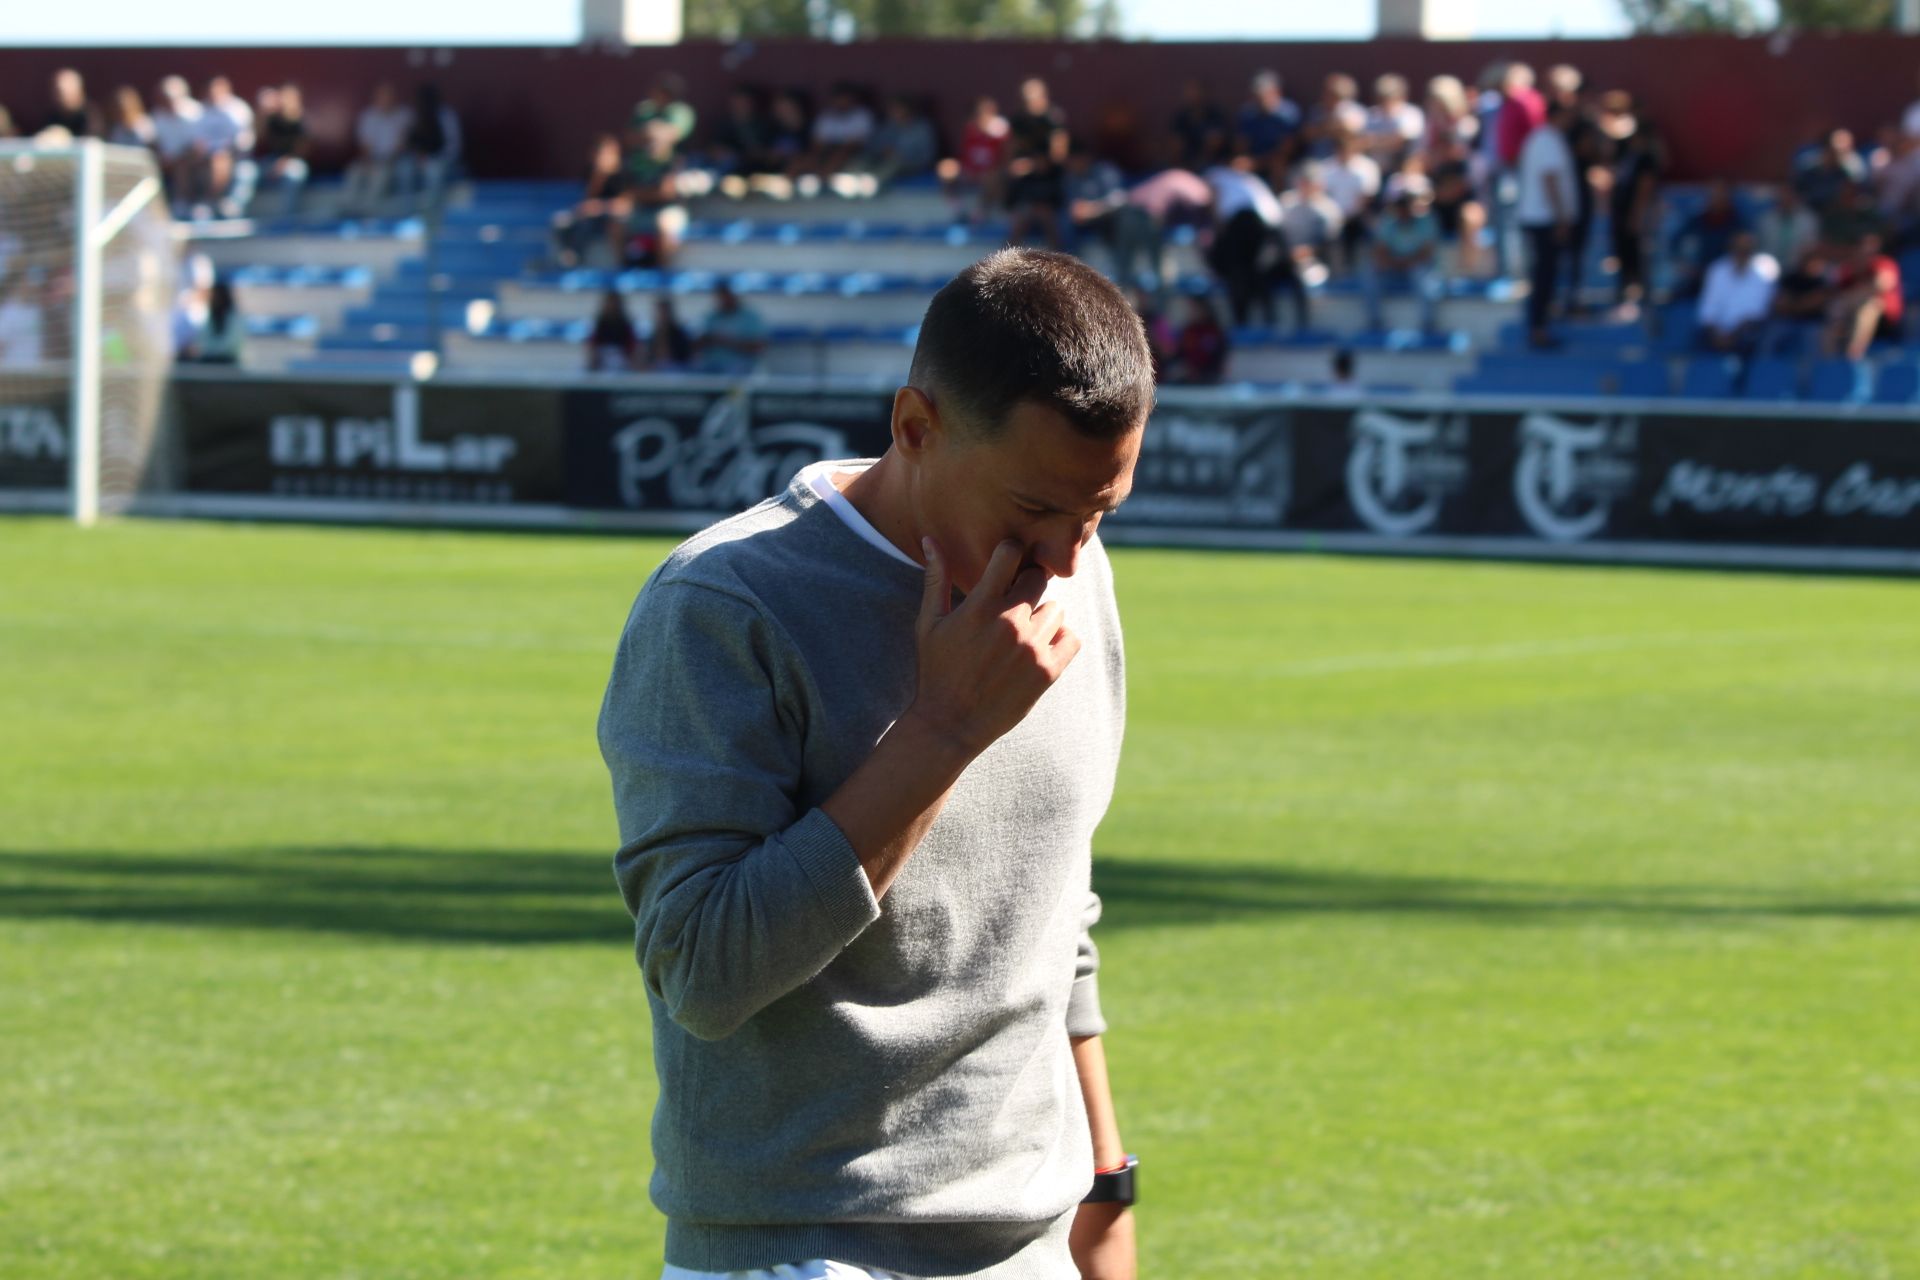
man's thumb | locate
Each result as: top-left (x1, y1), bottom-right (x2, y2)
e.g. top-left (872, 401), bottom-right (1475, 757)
top-left (918, 536), bottom-right (951, 630)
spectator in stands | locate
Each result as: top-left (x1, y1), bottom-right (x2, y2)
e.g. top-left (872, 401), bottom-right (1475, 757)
top-left (1769, 246), bottom-right (1835, 341)
top-left (182, 278), bottom-right (243, 364)
top-left (1361, 74), bottom-right (1424, 170)
top-left (1672, 180), bottom-right (1747, 299)
top-left (1123, 155), bottom-right (1210, 293)
top-left (939, 96), bottom-right (1010, 227)
top-left (1422, 75), bottom-right (1477, 156)
top-left (1875, 130), bottom-right (1920, 248)
top-left (1065, 146), bottom-right (1159, 290)
top-left (1303, 73), bottom-right (1367, 160)
top-left (106, 86), bottom-right (156, 150)
top-left (1173, 78), bottom-right (1231, 170)
top-left (1823, 232), bottom-right (1903, 359)
top-left (1005, 77), bottom-right (1070, 249)
top-left (1607, 114), bottom-right (1661, 321)
top-left (870, 96), bottom-right (938, 184)
top-left (1491, 62), bottom-right (1545, 280)
top-left (694, 281), bottom-right (767, 376)
top-left (647, 297), bottom-right (693, 370)
top-left (1818, 178), bottom-right (1887, 253)
top-left (197, 77), bottom-right (255, 218)
top-left (1904, 68), bottom-right (1920, 138)
top-left (712, 87), bottom-right (775, 192)
top-left (1323, 132), bottom-right (1382, 271)
top-left (806, 83), bottom-right (875, 180)
top-left (343, 83), bottom-right (411, 216)
top-left (552, 134), bottom-right (633, 269)
top-left (1234, 71), bottom-right (1300, 164)
top-left (1793, 128), bottom-right (1866, 215)
top-left (1695, 230), bottom-right (1778, 354)
top-left (1517, 98), bottom-right (1577, 349)
top-left (43, 69), bottom-right (101, 139)
top-left (1326, 347), bottom-right (1361, 397)
top-left (1362, 189), bottom-right (1444, 337)
top-left (396, 84), bottom-right (462, 214)
top-left (765, 90), bottom-right (813, 177)
top-left (1546, 64), bottom-right (1605, 315)
top-left (1757, 184), bottom-right (1819, 270)
top-left (0, 270), bottom-right (46, 369)
top-left (248, 84), bottom-right (311, 218)
top-left (632, 75), bottom-right (696, 156)
top-left (1426, 135), bottom-right (1488, 278)
top-left (1167, 296), bottom-right (1229, 384)
top-left (152, 77), bottom-right (206, 219)
top-left (170, 253), bottom-right (215, 358)
top-left (623, 121), bottom-right (690, 267)
top-left (585, 289), bottom-right (641, 373)
top-left (1127, 285), bottom-right (1176, 383)
top-left (1204, 155), bottom-right (1306, 333)
top-left (0, 106), bottom-right (18, 140)
top-left (1278, 163), bottom-right (1343, 288)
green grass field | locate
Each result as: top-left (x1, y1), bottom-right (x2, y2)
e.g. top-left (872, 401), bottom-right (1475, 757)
top-left (3, 517), bottom-right (1917, 1279)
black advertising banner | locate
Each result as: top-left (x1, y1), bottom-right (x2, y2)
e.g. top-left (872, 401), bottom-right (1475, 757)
top-left (745, 389), bottom-right (895, 462)
top-left (151, 376), bottom-right (1919, 568)
top-left (1281, 402), bottom-right (1920, 551)
top-left (1107, 400), bottom-right (1291, 528)
top-left (174, 378), bottom-right (563, 504)
top-left (0, 378), bottom-right (70, 492)
top-left (1629, 415), bottom-right (1920, 548)
top-left (562, 385), bottom-right (737, 512)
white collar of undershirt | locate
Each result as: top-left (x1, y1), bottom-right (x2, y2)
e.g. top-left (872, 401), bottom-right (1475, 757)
top-left (798, 459), bottom-right (922, 570)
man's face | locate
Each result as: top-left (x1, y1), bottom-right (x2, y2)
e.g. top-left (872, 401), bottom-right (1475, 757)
top-left (909, 396), bottom-right (1142, 598)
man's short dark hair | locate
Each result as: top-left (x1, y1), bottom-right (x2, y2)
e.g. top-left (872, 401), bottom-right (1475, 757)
top-left (908, 248), bottom-right (1155, 440)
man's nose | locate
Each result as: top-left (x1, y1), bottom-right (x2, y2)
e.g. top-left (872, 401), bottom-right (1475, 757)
top-left (1033, 519), bottom-right (1097, 579)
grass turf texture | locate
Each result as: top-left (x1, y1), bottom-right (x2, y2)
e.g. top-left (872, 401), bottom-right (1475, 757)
top-left (2, 516), bottom-right (1916, 1279)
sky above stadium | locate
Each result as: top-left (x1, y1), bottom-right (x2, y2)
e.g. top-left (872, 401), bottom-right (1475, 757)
top-left (8, 0), bottom-right (1637, 43)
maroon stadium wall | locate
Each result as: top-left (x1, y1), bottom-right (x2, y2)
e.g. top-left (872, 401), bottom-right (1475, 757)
top-left (0, 34), bottom-right (1914, 182)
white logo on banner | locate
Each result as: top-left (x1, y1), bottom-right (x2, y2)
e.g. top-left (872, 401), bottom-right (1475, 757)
top-left (1652, 458), bottom-right (1920, 521)
top-left (1345, 408), bottom-right (1469, 536)
top-left (1513, 412), bottom-right (1637, 542)
top-left (0, 405), bottom-right (65, 460)
top-left (612, 394), bottom-right (847, 511)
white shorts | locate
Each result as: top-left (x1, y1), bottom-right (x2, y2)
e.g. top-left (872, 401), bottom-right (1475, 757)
top-left (661, 1262), bottom-right (919, 1280)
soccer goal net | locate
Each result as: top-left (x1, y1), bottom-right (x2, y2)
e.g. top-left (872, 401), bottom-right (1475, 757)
top-left (0, 140), bottom-right (178, 523)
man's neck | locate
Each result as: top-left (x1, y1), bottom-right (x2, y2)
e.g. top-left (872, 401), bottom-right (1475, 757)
top-left (836, 450), bottom-right (924, 566)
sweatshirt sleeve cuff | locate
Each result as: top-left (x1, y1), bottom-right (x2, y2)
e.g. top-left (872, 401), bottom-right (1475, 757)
top-left (1067, 971), bottom-right (1108, 1038)
top-left (781, 806), bottom-right (883, 943)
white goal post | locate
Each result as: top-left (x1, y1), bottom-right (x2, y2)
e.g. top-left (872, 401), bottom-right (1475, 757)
top-left (0, 139), bottom-right (178, 524)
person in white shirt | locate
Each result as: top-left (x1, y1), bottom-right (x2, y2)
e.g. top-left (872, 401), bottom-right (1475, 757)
top-left (197, 77), bottom-right (255, 218)
top-left (1696, 232), bottom-right (1779, 353)
top-left (1278, 164), bottom-right (1344, 287)
top-left (1323, 133), bottom-right (1382, 272)
top-left (1516, 100), bottom-right (1576, 347)
top-left (1202, 157), bottom-right (1306, 331)
top-left (807, 83), bottom-right (876, 177)
top-left (0, 272), bottom-right (46, 369)
top-left (343, 83), bottom-right (413, 216)
top-left (151, 76), bottom-right (206, 218)
top-left (1362, 73), bottom-right (1425, 168)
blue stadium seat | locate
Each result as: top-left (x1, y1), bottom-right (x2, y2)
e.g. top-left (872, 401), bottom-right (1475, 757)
top-left (1680, 356), bottom-right (1738, 399)
top-left (1871, 361), bottom-right (1920, 405)
top-left (1806, 358), bottom-right (1872, 404)
top-left (1740, 357), bottom-right (1802, 401)
top-left (1613, 360), bottom-right (1672, 397)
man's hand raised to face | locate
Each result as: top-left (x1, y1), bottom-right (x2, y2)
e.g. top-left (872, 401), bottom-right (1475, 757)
top-left (905, 536), bottom-right (1081, 759)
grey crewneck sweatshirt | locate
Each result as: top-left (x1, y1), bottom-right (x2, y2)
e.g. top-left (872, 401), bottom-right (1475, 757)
top-left (596, 460), bottom-right (1125, 1278)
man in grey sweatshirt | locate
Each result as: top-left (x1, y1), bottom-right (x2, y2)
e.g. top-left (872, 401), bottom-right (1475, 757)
top-left (598, 248), bottom-right (1152, 1280)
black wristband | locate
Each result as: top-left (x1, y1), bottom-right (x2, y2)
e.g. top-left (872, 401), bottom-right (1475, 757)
top-left (1081, 1153), bottom-right (1137, 1206)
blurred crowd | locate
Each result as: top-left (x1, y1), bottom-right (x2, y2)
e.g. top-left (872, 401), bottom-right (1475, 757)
top-left (10, 58), bottom-right (1920, 380)
top-left (0, 67), bottom-right (462, 222)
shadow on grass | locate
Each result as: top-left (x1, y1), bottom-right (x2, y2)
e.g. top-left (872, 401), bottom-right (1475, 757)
top-left (0, 846), bottom-right (1912, 946)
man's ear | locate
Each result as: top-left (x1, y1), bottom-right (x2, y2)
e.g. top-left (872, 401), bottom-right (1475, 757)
top-left (891, 385), bottom-right (943, 460)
